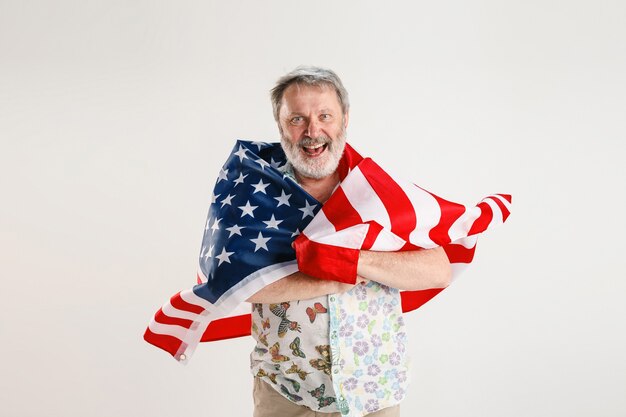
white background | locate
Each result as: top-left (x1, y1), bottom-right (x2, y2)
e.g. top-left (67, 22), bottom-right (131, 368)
top-left (1, 1), bottom-right (625, 416)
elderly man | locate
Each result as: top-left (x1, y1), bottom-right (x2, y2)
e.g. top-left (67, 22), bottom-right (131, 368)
top-left (247, 66), bottom-right (451, 417)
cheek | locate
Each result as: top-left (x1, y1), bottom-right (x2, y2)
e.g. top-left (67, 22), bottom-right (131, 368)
top-left (328, 124), bottom-right (344, 137)
top-left (285, 126), bottom-right (305, 141)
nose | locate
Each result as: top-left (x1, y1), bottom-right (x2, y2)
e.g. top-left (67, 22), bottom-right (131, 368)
top-left (306, 119), bottom-right (321, 138)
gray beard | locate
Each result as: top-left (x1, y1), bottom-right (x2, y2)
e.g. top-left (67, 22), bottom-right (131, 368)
top-left (280, 128), bottom-right (347, 180)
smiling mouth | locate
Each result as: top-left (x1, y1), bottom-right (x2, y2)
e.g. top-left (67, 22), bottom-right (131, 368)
top-left (302, 143), bottom-right (328, 157)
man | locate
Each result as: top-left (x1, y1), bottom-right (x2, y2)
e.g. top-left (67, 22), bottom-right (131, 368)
top-left (247, 66), bottom-right (451, 417)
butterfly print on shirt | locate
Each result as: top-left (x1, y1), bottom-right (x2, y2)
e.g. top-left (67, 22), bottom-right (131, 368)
top-left (309, 345), bottom-right (332, 376)
top-left (280, 384), bottom-right (303, 402)
top-left (305, 302), bottom-right (328, 323)
top-left (269, 302), bottom-right (302, 338)
top-left (308, 383), bottom-right (336, 409)
top-left (289, 336), bottom-right (306, 358)
top-left (285, 362), bottom-right (311, 381)
top-left (269, 342), bottom-right (290, 363)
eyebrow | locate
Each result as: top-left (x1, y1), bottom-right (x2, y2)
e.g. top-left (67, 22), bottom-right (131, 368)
top-left (288, 109), bottom-right (334, 115)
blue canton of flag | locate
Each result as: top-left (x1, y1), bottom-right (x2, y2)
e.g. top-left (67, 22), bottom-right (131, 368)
top-left (194, 140), bottom-right (321, 304)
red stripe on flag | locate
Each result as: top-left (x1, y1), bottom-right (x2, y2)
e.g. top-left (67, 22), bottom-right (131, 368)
top-left (294, 234), bottom-right (359, 284)
top-left (468, 202), bottom-right (493, 236)
top-left (359, 159), bottom-right (416, 241)
top-left (498, 194), bottom-right (512, 204)
top-left (401, 241), bottom-right (421, 251)
top-left (490, 195), bottom-right (511, 222)
top-left (428, 192), bottom-right (466, 245)
top-left (201, 314), bottom-right (252, 342)
top-left (171, 292), bottom-right (205, 314)
top-left (400, 288), bottom-right (444, 313)
top-left (154, 308), bottom-right (194, 329)
top-left (143, 328), bottom-right (183, 357)
top-left (443, 243), bottom-right (476, 264)
top-left (322, 187), bottom-right (363, 232)
top-left (337, 143), bottom-right (364, 180)
top-left (361, 221), bottom-right (383, 250)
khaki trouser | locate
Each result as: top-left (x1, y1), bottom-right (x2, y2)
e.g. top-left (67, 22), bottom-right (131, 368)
top-left (253, 378), bottom-right (400, 417)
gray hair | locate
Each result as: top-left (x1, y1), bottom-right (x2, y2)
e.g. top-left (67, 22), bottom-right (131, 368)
top-left (270, 66), bottom-right (349, 121)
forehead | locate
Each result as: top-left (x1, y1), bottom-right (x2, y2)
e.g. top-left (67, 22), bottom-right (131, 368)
top-left (280, 83), bottom-right (342, 115)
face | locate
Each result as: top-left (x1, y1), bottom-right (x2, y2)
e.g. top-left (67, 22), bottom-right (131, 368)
top-left (278, 83), bottom-right (348, 180)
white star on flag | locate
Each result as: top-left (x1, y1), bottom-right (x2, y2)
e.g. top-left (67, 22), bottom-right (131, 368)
top-left (233, 145), bottom-right (249, 162)
top-left (299, 200), bottom-right (317, 219)
top-left (210, 193), bottom-right (220, 205)
top-left (250, 141), bottom-right (267, 151)
top-left (217, 168), bottom-right (229, 182)
top-left (210, 218), bottom-right (221, 234)
top-left (220, 194), bottom-right (235, 207)
top-left (270, 157), bottom-right (283, 169)
top-left (202, 244), bottom-right (214, 260)
top-left (255, 158), bottom-right (270, 170)
top-left (215, 247), bottom-right (234, 266)
top-left (225, 224), bottom-right (245, 238)
top-left (234, 173), bottom-right (248, 186)
top-left (262, 214), bottom-right (283, 229)
top-left (250, 232), bottom-right (271, 252)
top-left (291, 229), bottom-right (300, 238)
top-left (274, 190), bottom-right (292, 207)
top-left (238, 201), bottom-right (258, 218)
top-left (251, 179), bottom-right (270, 194)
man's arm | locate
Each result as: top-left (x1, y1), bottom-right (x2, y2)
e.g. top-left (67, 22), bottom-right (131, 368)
top-left (247, 247), bottom-right (450, 303)
top-left (246, 271), bottom-right (361, 304)
top-left (357, 246), bottom-right (451, 291)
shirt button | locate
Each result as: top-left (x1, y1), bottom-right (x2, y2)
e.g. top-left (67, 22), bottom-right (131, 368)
top-left (333, 368), bottom-right (339, 374)
top-left (330, 296), bottom-right (336, 302)
top-left (331, 331), bottom-right (337, 338)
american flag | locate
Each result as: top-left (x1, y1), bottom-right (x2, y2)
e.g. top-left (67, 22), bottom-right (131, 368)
top-left (144, 140), bottom-right (511, 362)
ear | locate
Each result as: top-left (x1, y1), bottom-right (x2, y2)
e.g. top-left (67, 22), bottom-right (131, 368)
top-left (343, 111), bottom-right (350, 129)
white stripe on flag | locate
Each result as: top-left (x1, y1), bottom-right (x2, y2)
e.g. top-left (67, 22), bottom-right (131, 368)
top-left (148, 320), bottom-right (193, 341)
top-left (403, 183), bottom-right (442, 248)
top-left (302, 209), bottom-right (337, 240)
top-left (228, 301), bottom-right (254, 316)
top-left (452, 235), bottom-right (478, 249)
top-left (308, 224), bottom-right (370, 249)
top-left (215, 260), bottom-right (299, 310)
top-left (180, 288), bottom-right (213, 311)
top-left (484, 197), bottom-right (503, 226)
top-left (342, 167), bottom-right (391, 228)
top-left (370, 229), bottom-right (407, 251)
top-left (162, 302), bottom-right (202, 321)
top-left (492, 194), bottom-right (512, 212)
top-left (448, 205), bottom-right (482, 243)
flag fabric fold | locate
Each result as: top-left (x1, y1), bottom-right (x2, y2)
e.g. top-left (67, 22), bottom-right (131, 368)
top-left (144, 140), bottom-right (512, 363)
top-left (294, 157), bottom-right (512, 285)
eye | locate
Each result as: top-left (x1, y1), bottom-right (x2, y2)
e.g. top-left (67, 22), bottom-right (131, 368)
top-left (290, 116), bottom-right (304, 125)
top-left (320, 114), bottom-right (332, 121)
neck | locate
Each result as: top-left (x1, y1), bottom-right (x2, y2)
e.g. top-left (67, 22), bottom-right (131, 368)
top-left (294, 170), bottom-right (340, 203)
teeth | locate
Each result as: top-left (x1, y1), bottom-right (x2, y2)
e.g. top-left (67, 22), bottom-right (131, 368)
top-left (303, 144), bottom-right (324, 150)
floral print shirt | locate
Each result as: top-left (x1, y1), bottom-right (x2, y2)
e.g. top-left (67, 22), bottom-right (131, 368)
top-left (250, 281), bottom-right (410, 416)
